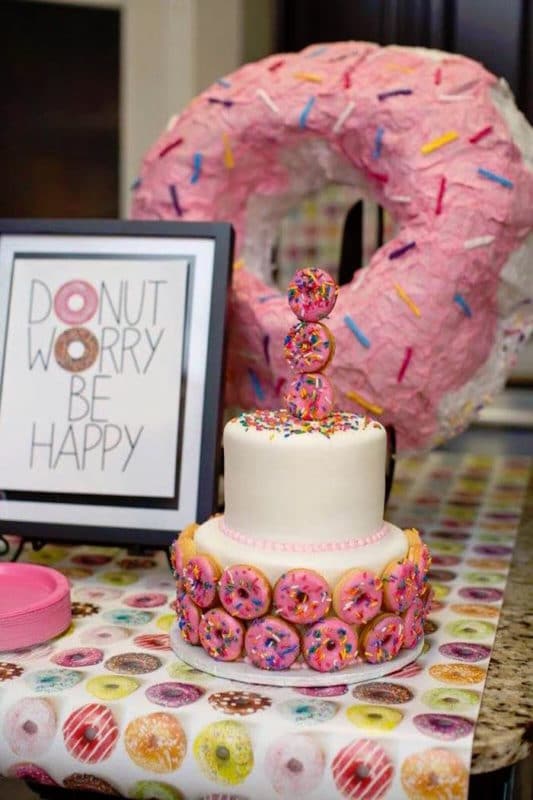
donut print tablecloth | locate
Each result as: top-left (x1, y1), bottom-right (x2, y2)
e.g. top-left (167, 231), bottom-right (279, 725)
top-left (0, 452), bottom-right (529, 800)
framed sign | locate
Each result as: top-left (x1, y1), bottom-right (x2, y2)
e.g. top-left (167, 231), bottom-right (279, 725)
top-left (0, 219), bottom-right (233, 546)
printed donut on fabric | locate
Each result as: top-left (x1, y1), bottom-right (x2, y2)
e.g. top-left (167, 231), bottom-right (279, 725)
top-left (3, 697), bottom-right (57, 758)
top-left (193, 720), bottom-right (254, 785)
top-left (62, 703), bottom-right (119, 764)
top-left (265, 733), bottom-right (325, 797)
top-left (124, 712), bottom-right (186, 773)
top-left (133, 42), bottom-right (533, 452)
top-left (331, 738), bottom-right (394, 799)
top-left (401, 747), bottom-right (468, 799)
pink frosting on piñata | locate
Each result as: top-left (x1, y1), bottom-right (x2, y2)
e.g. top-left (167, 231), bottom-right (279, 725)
top-left (132, 42), bottom-right (533, 451)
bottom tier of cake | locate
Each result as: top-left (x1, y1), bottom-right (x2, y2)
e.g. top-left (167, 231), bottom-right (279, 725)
top-left (170, 523), bottom-right (432, 676)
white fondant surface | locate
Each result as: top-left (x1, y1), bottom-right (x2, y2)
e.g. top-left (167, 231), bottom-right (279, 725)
top-left (223, 415), bottom-right (387, 545)
top-left (194, 516), bottom-right (407, 584)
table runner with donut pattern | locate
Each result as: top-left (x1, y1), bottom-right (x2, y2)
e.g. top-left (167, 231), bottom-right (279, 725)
top-left (0, 452), bottom-right (529, 799)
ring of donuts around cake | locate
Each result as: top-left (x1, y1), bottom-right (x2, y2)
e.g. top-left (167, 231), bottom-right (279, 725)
top-left (173, 525), bottom-right (428, 670)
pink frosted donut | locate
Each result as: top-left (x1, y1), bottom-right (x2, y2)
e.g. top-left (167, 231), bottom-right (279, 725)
top-left (382, 559), bottom-right (417, 612)
top-left (288, 268), bottom-right (338, 322)
top-left (401, 596), bottom-right (425, 649)
top-left (273, 569), bottom-right (331, 624)
top-left (409, 542), bottom-right (432, 589)
top-left (133, 43), bottom-right (533, 453)
top-left (218, 564), bottom-right (272, 620)
top-left (332, 568), bottom-right (383, 625)
top-left (421, 584), bottom-right (435, 619)
top-left (183, 554), bottom-right (220, 608)
top-left (177, 594), bottom-right (201, 645)
top-left (54, 280), bottom-right (98, 325)
top-left (245, 615), bottom-right (300, 670)
top-left (303, 617), bottom-right (358, 672)
top-left (361, 613), bottom-right (404, 664)
top-left (199, 608), bottom-right (244, 661)
top-left (284, 321), bottom-right (334, 372)
top-left (285, 372), bottom-right (334, 421)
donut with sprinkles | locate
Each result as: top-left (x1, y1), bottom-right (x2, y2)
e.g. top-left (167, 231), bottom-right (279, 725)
top-left (133, 42), bottom-right (533, 451)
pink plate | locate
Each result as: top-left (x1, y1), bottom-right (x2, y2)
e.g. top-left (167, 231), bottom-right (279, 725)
top-left (0, 563), bottom-right (71, 651)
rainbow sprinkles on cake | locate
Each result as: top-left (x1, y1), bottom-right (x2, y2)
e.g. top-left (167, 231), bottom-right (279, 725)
top-left (171, 268), bottom-right (432, 673)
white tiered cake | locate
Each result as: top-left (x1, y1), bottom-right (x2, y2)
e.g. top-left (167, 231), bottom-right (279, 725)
top-left (171, 268), bottom-right (431, 677)
top-left (195, 410), bottom-right (407, 583)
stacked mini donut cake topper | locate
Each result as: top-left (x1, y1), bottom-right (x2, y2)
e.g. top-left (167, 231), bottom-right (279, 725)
top-left (284, 268), bottom-right (338, 421)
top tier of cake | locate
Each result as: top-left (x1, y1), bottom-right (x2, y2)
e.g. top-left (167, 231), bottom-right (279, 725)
top-left (223, 410), bottom-right (386, 546)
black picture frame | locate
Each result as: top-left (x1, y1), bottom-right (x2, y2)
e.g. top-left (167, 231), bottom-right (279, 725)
top-left (0, 219), bottom-right (234, 547)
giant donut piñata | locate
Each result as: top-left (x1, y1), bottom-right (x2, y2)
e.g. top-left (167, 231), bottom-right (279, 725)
top-left (132, 42), bottom-right (533, 451)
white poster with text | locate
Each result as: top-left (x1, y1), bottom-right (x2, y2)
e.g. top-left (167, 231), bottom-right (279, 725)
top-left (0, 256), bottom-right (189, 498)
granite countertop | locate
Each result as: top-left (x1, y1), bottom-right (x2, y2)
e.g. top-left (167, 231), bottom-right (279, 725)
top-left (471, 467), bottom-right (533, 774)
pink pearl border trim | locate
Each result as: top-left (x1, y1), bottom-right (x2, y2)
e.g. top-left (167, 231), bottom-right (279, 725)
top-left (218, 518), bottom-right (388, 552)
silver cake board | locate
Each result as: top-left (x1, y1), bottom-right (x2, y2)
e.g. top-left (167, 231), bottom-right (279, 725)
top-left (170, 622), bottom-right (424, 687)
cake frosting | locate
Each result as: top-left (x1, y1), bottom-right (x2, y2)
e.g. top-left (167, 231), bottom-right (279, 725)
top-left (194, 409), bottom-right (408, 584)
top-left (224, 410), bottom-right (386, 545)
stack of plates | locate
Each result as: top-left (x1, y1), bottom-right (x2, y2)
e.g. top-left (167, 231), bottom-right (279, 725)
top-left (0, 563), bottom-right (71, 651)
